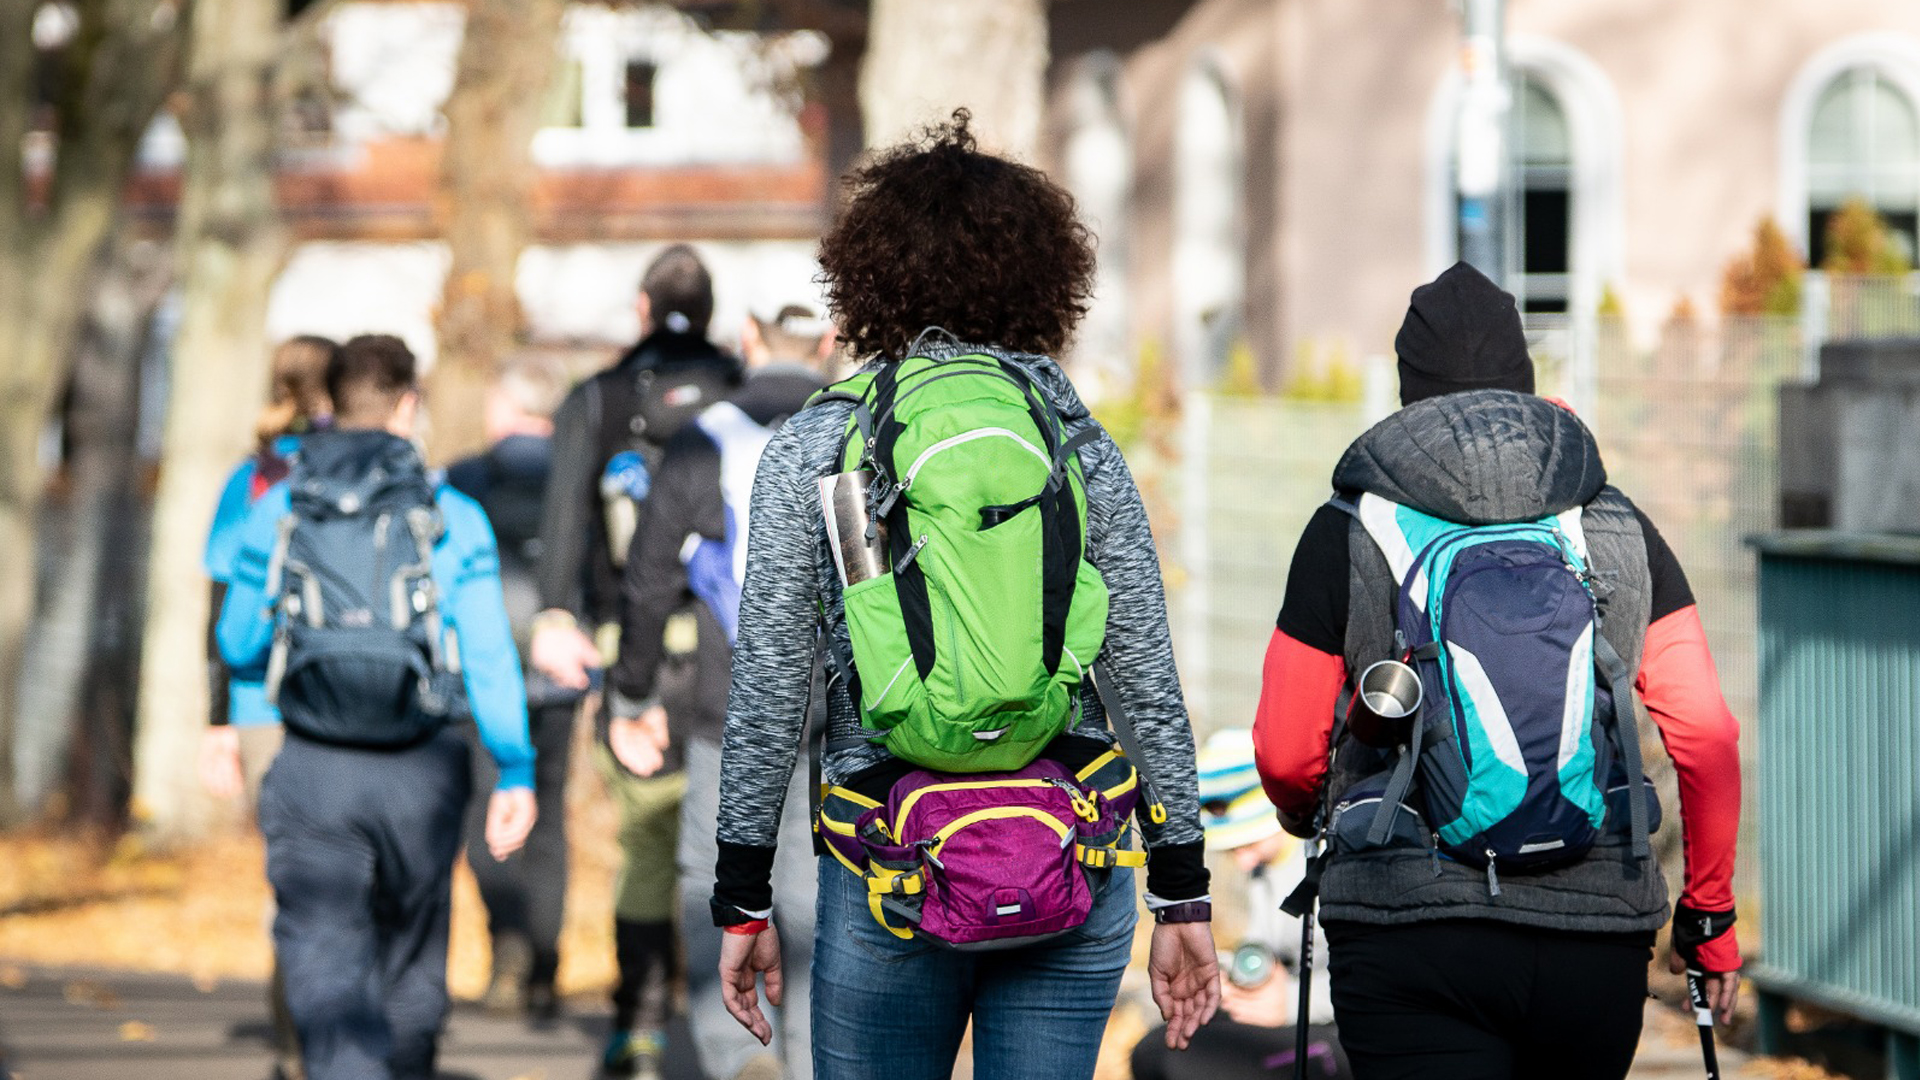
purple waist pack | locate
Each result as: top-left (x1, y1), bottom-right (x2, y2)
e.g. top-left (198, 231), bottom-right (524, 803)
top-left (823, 757), bottom-right (1138, 950)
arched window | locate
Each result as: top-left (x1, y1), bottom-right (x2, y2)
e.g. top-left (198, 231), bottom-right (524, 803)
top-left (1424, 38), bottom-right (1624, 319)
top-left (1447, 77), bottom-right (1571, 312)
top-left (1062, 54), bottom-right (1132, 395)
top-left (1806, 66), bottom-right (1920, 266)
top-left (1173, 60), bottom-right (1242, 383)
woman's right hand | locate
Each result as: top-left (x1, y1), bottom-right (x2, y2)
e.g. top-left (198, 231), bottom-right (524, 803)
top-left (719, 925), bottom-right (784, 1046)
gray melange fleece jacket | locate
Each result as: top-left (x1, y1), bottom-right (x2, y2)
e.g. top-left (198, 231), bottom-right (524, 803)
top-left (712, 346), bottom-right (1207, 911)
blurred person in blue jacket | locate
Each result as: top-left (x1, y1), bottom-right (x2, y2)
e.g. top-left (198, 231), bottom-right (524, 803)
top-left (218, 334), bottom-right (537, 1080)
top-left (200, 334), bottom-right (335, 1080)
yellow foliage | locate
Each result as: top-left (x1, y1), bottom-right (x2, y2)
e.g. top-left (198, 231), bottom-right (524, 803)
top-left (1719, 216), bottom-right (1803, 316)
top-left (1822, 196), bottom-right (1914, 275)
top-left (1281, 338), bottom-right (1363, 402)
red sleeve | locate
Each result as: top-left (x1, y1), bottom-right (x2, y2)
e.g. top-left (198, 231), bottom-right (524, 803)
top-left (1635, 603), bottom-right (1743, 970)
top-left (1253, 628), bottom-right (1348, 823)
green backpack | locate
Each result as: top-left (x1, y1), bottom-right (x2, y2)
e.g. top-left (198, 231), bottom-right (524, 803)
top-left (814, 352), bottom-right (1110, 772)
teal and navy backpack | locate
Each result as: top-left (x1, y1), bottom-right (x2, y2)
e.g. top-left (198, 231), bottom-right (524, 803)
top-left (1343, 491), bottom-right (1655, 893)
top-left (811, 352), bottom-right (1110, 773)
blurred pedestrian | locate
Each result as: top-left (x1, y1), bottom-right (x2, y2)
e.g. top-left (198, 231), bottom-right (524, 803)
top-left (200, 333), bottom-right (336, 1080)
top-left (527, 244), bottom-right (742, 1078)
top-left (710, 110), bottom-right (1219, 1080)
top-left (1131, 730), bottom-right (1350, 1080)
top-left (607, 303), bottom-right (835, 1080)
top-left (443, 354), bottom-right (579, 1022)
top-left (1254, 262), bottom-right (1743, 1080)
top-left (218, 334), bottom-right (538, 1080)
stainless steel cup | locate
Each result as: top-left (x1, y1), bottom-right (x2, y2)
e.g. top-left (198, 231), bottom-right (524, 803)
top-left (1350, 659), bottom-right (1423, 747)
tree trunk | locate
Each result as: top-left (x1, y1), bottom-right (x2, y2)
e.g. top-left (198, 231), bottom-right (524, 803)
top-left (131, 0), bottom-right (287, 841)
top-left (0, 0), bottom-right (186, 824)
top-left (426, 0), bottom-right (567, 465)
top-left (16, 236), bottom-right (169, 822)
top-left (858, 0), bottom-right (1047, 157)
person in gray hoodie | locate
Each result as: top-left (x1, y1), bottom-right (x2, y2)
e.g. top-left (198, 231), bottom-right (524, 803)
top-left (1254, 263), bottom-right (1743, 1080)
top-left (708, 110), bottom-right (1221, 1079)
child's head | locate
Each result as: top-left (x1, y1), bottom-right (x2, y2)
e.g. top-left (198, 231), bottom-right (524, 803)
top-left (817, 108), bottom-right (1095, 362)
top-left (326, 334), bottom-right (419, 435)
top-left (255, 335), bottom-right (337, 449)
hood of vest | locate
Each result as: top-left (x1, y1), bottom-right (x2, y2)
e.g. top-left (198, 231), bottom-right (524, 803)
top-left (1332, 390), bottom-right (1606, 524)
top-left (290, 429), bottom-right (434, 518)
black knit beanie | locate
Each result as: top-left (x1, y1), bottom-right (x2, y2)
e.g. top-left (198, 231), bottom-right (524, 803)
top-left (1395, 261), bottom-right (1535, 406)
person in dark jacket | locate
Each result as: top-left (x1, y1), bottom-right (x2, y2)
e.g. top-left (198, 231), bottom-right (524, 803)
top-left (527, 244), bottom-right (742, 1078)
top-left (609, 304), bottom-right (835, 1080)
top-left (443, 355), bottom-right (577, 1021)
top-left (1253, 263), bottom-right (1743, 1080)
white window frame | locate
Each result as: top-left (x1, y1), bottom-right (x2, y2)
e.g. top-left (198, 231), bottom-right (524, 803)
top-left (1777, 32), bottom-right (1920, 259)
top-left (1422, 35), bottom-right (1625, 321)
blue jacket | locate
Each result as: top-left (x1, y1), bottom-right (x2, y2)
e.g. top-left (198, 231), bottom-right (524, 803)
top-left (205, 436), bottom-right (303, 727)
top-left (216, 474), bottom-right (536, 790)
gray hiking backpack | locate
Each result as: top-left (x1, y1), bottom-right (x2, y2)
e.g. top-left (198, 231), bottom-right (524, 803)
top-left (262, 431), bottom-right (458, 747)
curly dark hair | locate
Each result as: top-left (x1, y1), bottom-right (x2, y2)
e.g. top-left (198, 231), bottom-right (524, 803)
top-left (818, 110), bottom-right (1096, 361)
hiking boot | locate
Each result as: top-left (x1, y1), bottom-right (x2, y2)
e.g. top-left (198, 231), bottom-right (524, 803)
top-left (601, 1028), bottom-right (664, 1080)
top-left (483, 934), bottom-right (534, 1016)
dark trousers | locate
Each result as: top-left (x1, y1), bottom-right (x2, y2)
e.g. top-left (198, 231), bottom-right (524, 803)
top-left (1132, 1021), bottom-right (1351, 1080)
top-left (1325, 920), bottom-right (1651, 1080)
top-left (461, 701), bottom-right (575, 987)
top-left (259, 727), bottom-right (471, 1080)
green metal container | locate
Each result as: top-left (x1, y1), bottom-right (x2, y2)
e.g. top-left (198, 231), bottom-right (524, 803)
top-left (1750, 531), bottom-right (1920, 1077)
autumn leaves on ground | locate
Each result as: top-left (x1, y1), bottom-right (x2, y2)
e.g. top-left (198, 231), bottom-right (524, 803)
top-left (0, 727), bottom-right (620, 1003)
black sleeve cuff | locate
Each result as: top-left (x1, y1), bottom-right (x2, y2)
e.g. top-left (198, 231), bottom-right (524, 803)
top-left (1145, 840), bottom-right (1210, 901)
top-left (1671, 903), bottom-right (1736, 965)
top-left (714, 840), bottom-right (778, 915)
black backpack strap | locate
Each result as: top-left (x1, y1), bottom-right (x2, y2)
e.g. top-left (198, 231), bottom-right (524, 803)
top-left (1366, 704), bottom-right (1425, 847)
top-left (1089, 660), bottom-right (1168, 826)
top-left (1593, 629), bottom-right (1652, 859)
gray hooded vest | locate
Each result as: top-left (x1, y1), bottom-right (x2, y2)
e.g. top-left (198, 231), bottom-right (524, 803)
top-left (1317, 390), bottom-right (1670, 934)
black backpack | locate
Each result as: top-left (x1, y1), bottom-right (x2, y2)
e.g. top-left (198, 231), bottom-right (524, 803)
top-left (263, 431), bottom-right (457, 747)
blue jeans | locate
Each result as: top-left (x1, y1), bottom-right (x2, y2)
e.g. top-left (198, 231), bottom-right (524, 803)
top-left (810, 854), bottom-right (1137, 1080)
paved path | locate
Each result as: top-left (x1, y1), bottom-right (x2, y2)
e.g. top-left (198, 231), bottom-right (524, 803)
top-left (0, 967), bottom-right (702, 1080)
top-left (0, 965), bottom-right (1770, 1080)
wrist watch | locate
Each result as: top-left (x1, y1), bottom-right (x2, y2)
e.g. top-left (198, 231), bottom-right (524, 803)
top-left (1152, 900), bottom-right (1213, 925)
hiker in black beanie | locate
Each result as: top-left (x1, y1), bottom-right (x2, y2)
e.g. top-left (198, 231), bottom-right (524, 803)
top-left (1250, 262), bottom-right (1745, 1079)
top-left (1393, 261), bottom-right (1534, 405)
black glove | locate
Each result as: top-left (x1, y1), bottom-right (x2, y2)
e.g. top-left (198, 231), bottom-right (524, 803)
top-left (1670, 903), bottom-right (1737, 970)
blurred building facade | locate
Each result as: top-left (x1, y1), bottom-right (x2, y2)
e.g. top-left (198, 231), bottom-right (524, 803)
top-left (119, 0), bottom-right (834, 362)
top-left (1044, 0), bottom-right (1920, 395)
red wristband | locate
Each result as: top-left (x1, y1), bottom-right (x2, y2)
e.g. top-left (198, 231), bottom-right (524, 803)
top-left (722, 918), bottom-right (770, 936)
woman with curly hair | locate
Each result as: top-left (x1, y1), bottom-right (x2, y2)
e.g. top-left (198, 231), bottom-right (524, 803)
top-left (708, 111), bottom-right (1219, 1080)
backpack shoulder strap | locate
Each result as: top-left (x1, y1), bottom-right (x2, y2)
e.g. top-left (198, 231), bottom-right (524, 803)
top-left (1592, 629), bottom-right (1652, 859)
top-left (1088, 661), bottom-right (1169, 826)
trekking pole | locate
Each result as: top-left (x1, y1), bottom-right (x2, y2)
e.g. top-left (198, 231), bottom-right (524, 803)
top-left (1685, 969), bottom-right (1722, 1080)
top-left (1280, 830), bottom-right (1327, 1080)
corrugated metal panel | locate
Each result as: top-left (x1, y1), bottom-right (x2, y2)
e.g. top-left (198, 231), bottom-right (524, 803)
top-left (1753, 548), bottom-right (1920, 1035)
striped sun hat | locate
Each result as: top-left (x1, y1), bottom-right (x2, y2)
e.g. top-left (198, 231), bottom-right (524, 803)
top-left (1196, 729), bottom-right (1284, 852)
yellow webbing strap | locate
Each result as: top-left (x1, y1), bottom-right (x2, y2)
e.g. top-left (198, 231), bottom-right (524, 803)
top-left (1076, 844), bottom-right (1148, 870)
top-left (864, 864), bottom-right (920, 940)
top-left (868, 893), bottom-right (915, 940)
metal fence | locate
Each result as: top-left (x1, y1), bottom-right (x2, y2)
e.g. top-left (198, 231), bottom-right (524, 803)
top-left (1749, 539), bottom-right (1920, 1070)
